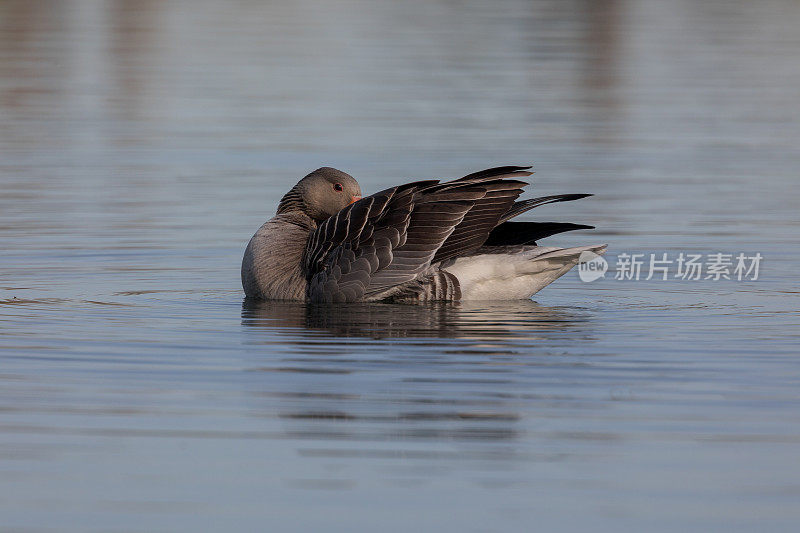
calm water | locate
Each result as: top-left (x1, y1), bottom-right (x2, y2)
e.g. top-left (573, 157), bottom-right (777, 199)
top-left (2, 0), bottom-right (800, 531)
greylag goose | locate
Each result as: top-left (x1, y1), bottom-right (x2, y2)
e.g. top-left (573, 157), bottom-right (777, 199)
top-left (242, 166), bottom-right (605, 302)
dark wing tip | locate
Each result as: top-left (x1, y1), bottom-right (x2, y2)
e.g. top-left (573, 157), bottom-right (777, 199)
top-left (499, 193), bottom-right (595, 224)
top-left (484, 221), bottom-right (596, 246)
top-left (456, 165), bottom-right (533, 182)
top-left (540, 193), bottom-right (593, 201)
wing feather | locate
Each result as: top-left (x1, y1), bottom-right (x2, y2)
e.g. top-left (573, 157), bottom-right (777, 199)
top-left (499, 194), bottom-right (593, 224)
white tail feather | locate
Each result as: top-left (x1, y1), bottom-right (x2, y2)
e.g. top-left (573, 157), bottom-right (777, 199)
top-left (443, 244), bottom-right (607, 300)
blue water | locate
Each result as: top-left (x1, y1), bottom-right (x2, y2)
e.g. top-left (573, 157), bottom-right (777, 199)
top-left (2, 0), bottom-right (799, 531)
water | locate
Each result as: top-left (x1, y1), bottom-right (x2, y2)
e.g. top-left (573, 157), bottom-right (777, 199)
top-left (2, 0), bottom-right (800, 531)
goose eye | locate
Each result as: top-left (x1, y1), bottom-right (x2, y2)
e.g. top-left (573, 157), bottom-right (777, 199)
top-left (333, 183), bottom-right (343, 192)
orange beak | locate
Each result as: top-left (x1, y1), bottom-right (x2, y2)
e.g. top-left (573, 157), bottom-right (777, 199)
top-left (350, 195), bottom-right (361, 204)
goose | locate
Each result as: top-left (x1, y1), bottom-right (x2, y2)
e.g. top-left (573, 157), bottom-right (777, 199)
top-left (241, 166), bottom-right (605, 302)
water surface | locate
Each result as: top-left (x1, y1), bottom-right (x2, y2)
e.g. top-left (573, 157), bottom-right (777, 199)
top-left (1, 0), bottom-right (800, 531)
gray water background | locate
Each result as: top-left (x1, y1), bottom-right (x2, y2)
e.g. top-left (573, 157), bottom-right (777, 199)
top-left (1, 0), bottom-right (799, 531)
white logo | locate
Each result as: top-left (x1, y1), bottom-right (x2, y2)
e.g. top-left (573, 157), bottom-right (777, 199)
top-left (577, 250), bottom-right (608, 282)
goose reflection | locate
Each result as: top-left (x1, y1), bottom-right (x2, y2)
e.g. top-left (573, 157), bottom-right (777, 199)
top-left (241, 298), bottom-right (594, 342)
top-left (240, 300), bottom-right (599, 465)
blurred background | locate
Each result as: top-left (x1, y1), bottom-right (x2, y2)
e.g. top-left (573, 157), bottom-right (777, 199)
top-left (1, 1), bottom-right (799, 531)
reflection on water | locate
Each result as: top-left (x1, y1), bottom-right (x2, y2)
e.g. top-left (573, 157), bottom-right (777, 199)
top-left (2, 0), bottom-right (800, 531)
top-left (242, 299), bottom-right (593, 340)
top-left (239, 300), bottom-right (604, 467)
